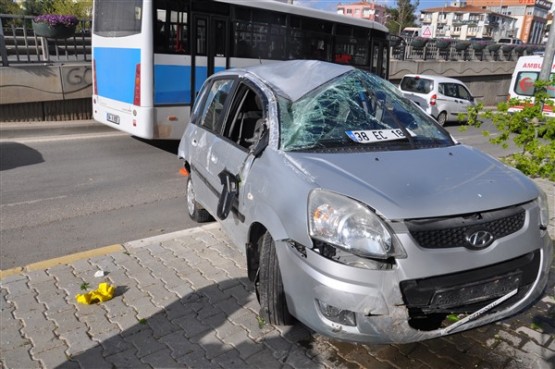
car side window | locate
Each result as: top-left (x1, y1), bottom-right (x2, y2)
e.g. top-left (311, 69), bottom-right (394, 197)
top-left (199, 79), bottom-right (235, 133)
top-left (457, 84), bottom-right (471, 100)
top-left (223, 85), bottom-right (265, 150)
top-left (443, 83), bottom-right (458, 98)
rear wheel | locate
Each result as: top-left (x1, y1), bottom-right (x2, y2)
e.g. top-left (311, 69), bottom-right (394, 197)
top-left (436, 111), bottom-right (447, 126)
top-left (186, 176), bottom-right (213, 223)
top-left (257, 232), bottom-right (293, 325)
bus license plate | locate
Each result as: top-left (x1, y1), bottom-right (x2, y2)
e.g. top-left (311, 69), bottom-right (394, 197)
top-left (106, 113), bottom-right (120, 124)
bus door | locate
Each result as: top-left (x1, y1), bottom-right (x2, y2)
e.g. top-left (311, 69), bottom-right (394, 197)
top-left (371, 39), bottom-right (388, 79)
top-left (191, 14), bottom-right (229, 105)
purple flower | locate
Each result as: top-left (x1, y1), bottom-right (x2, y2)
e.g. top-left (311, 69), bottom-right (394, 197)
top-left (34, 14), bottom-right (78, 28)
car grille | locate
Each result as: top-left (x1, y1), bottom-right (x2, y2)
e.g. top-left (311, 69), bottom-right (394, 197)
top-left (400, 250), bottom-right (540, 315)
top-left (406, 206), bottom-right (526, 249)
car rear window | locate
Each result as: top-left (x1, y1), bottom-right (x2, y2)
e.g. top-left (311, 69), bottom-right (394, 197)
top-left (400, 77), bottom-right (433, 94)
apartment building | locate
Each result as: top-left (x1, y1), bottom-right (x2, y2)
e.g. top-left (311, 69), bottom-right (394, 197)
top-left (336, 0), bottom-right (387, 24)
top-left (420, 5), bottom-right (518, 40)
top-left (420, 0), bottom-right (552, 44)
top-left (466, 0), bottom-right (551, 43)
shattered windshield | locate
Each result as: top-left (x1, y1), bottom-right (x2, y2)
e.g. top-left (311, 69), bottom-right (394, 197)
top-left (278, 70), bottom-right (455, 151)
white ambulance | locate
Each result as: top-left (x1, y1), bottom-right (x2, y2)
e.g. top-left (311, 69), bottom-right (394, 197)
top-left (508, 55), bottom-right (555, 117)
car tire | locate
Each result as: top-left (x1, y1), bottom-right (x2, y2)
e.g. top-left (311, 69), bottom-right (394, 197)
top-left (186, 176), bottom-right (213, 223)
top-left (257, 231), bottom-right (294, 326)
top-left (436, 111), bottom-right (447, 126)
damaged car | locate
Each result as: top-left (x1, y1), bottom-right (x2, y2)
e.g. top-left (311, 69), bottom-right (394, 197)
top-left (177, 60), bottom-right (552, 343)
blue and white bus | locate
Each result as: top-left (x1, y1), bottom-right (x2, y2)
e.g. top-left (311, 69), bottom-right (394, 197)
top-left (92, 0), bottom-right (390, 140)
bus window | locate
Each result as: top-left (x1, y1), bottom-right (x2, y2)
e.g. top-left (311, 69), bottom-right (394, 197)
top-left (268, 25), bottom-right (286, 59)
top-left (154, 0), bottom-right (189, 54)
top-left (94, 0), bottom-right (142, 37)
top-left (214, 19), bottom-right (226, 57)
top-left (381, 45), bottom-right (388, 78)
top-left (196, 18), bottom-right (207, 56)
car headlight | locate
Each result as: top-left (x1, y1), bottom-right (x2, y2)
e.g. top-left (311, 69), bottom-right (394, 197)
top-left (538, 190), bottom-right (550, 230)
top-left (308, 189), bottom-right (396, 259)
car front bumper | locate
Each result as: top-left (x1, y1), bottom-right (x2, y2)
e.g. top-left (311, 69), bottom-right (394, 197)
top-left (276, 229), bottom-right (552, 344)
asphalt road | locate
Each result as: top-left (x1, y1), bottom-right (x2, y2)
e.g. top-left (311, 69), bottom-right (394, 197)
top-left (0, 119), bottom-right (516, 270)
top-left (1, 121), bottom-right (199, 269)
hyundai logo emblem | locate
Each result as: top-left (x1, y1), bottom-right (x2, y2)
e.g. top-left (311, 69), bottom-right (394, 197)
top-left (466, 230), bottom-right (495, 249)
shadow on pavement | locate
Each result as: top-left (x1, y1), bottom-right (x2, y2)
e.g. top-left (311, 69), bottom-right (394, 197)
top-left (0, 142), bottom-right (44, 171)
top-left (51, 274), bottom-right (553, 368)
top-left (133, 137), bottom-right (180, 155)
top-left (55, 277), bottom-right (319, 369)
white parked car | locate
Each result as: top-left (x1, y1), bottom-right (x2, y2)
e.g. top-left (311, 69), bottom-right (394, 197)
top-left (399, 74), bottom-right (476, 125)
top-left (498, 37), bottom-right (523, 45)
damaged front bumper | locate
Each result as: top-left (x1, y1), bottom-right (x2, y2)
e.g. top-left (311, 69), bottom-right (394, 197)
top-left (275, 231), bottom-right (552, 344)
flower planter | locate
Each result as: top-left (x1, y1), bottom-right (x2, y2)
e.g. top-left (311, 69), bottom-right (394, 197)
top-left (454, 41), bottom-right (470, 51)
top-left (501, 45), bottom-right (515, 52)
top-left (486, 44), bottom-right (501, 52)
top-left (410, 39), bottom-right (429, 49)
top-left (470, 43), bottom-right (488, 51)
top-left (32, 21), bottom-right (76, 39)
top-left (435, 40), bottom-right (452, 49)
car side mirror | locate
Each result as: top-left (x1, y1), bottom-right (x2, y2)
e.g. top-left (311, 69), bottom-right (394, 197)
top-left (249, 120), bottom-right (269, 157)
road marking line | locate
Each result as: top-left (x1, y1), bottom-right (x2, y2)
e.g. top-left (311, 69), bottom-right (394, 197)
top-left (0, 224), bottom-right (222, 280)
top-left (1, 195), bottom-right (68, 208)
top-left (0, 131), bottom-right (126, 144)
top-left (0, 244), bottom-right (124, 280)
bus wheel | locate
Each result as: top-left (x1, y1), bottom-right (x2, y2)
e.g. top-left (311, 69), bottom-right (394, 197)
top-left (186, 176), bottom-right (213, 223)
top-left (437, 111), bottom-right (447, 126)
top-left (257, 231), bottom-right (293, 325)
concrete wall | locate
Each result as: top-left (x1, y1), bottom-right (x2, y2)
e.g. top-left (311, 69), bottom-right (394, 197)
top-left (0, 63), bottom-right (92, 121)
top-left (0, 60), bottom-right (517, 122)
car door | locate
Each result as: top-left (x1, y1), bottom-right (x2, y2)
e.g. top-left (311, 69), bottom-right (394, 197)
top-left (187, 77), bottom-right (236, 215)
top-left (210, 81), bottom-right (269, 246)
top-left (438, 82), bottom-right (470, 120)
top-left (454, 83), bottom-right (474, 118)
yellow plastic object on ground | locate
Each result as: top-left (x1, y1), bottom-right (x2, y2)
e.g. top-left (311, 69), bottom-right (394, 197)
top-left (76, 282), bottom-right (116, 304)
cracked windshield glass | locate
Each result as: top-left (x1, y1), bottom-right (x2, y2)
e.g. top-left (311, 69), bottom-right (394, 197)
top-left (279, 70), bottom-right (455, 151)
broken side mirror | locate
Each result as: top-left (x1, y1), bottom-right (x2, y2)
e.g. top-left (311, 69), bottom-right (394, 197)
top-left (249, 121), bottom-right (269, 158)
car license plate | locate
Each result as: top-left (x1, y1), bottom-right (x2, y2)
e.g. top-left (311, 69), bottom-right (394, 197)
top-left (106, 113), bottom-right (120, 124)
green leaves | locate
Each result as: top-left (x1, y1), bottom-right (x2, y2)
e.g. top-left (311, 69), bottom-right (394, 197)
top-left (464, 77), bottom-right (555, 180)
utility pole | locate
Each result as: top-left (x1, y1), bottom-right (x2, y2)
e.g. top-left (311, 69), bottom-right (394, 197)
top-left (539, 11), bottom-right (555, 82)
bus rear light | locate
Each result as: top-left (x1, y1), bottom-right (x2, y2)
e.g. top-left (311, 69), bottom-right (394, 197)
top-left (133, 119), bottom-right (137, 127)
top-left (92, 59), bottom-right (97, 95)
top-left (133, 64), bottom-right (141, 106)
top-left (430, 94), bottom-right (437, 106)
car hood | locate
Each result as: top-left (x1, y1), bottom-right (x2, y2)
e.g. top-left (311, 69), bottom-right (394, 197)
top-left (284, 145), bottom-right (539, 220)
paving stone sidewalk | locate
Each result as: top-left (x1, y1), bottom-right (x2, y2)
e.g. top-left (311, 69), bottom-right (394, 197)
top-left (1, 179), bottom-right (554, 369)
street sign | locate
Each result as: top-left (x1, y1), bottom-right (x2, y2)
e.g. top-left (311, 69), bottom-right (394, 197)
top-left (421, 25), bottom-right (433, 38)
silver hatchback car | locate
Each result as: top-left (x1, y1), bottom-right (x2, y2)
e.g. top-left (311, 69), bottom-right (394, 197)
top-left (178, 60), bottom-right (551, 344)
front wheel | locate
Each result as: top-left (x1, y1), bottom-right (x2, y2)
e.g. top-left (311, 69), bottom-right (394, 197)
top-left (186, 176), bottom-right (213, 223)
top-left (436, 111), bottom-right (447, 126)
top-left (257, 232), bottom-right (293, 325)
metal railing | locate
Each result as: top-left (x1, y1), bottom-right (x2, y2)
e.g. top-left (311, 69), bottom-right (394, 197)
top-left (390, 35), bottom-right (545, 62)
top-left (1, 13), bottom-right (546, 67)
top-left (1, 14), bottom-right (91, 66)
